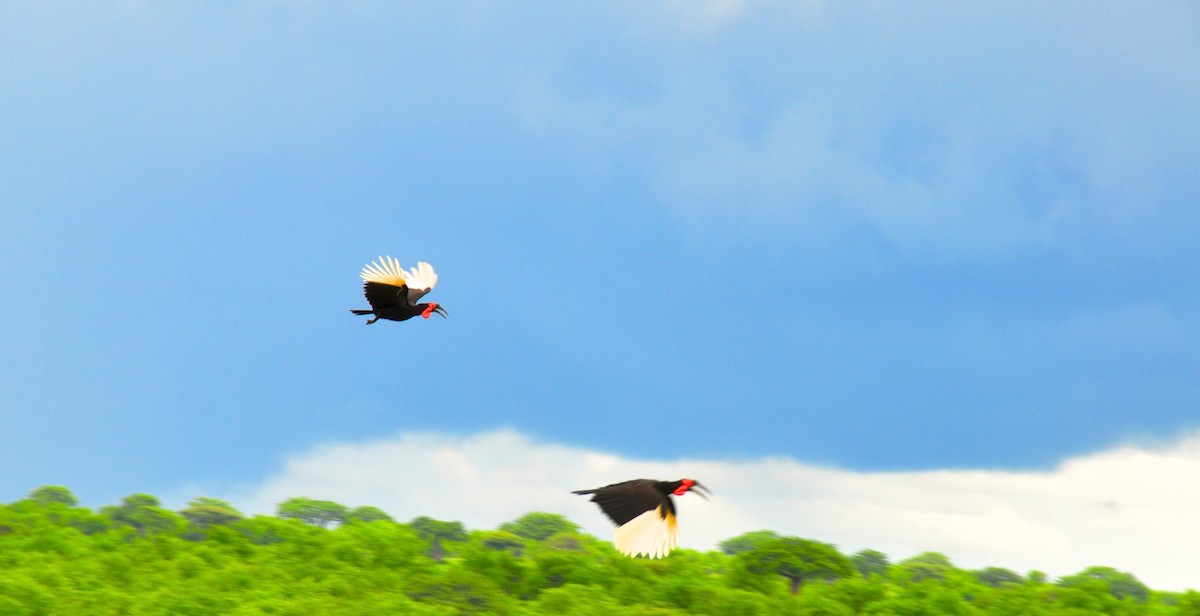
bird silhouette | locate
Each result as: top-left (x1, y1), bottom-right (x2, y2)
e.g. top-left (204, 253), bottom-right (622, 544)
top-left (574, 478), bottom-right (709, 558)
top-left (350, 256), bottom-right (447, 324)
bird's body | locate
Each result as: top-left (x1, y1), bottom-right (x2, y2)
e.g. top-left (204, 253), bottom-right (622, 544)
top-left (573, 478), bottom-right (709, 558)
top-left (350, 256), bottom-right (446, 324)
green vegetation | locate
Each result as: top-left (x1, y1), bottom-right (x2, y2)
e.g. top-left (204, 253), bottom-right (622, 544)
top-left (1, 486), bottom-right (1196, 615)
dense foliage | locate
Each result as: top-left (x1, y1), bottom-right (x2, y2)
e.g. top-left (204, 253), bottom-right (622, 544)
top-left (1, 486), bottom-right (1196, 615)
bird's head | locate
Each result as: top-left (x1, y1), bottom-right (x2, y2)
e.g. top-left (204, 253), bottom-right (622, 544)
top-left (671, 478), bottom-right (710, 499)
top-left (420, 303), bottom-right (448, 319)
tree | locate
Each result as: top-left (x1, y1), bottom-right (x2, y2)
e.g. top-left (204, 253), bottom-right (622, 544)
top-left (719, 530), bottom-right (780, 555)
top-left (826, 578), bottom-right (888, 613)
top-left (461, 532), bottom-right (531, 596)
top-left (1057, 565), bottom-right (1149, 603)
top-left (476, 530), bottom-right (527, 555)
top-left (410, 516), bottom-right (469, 543)
top-left (850, 549), bottom-right (890, 578)
top-left (740, 536), bottom-right (855, 594)
top-left (120, 494), bottom-right (160, 509)
top-left (9, 482), bottom-right (1200, 615)
top-left (180, 497), bottom-right (243, 528)
top-left (1175, 591), bottom-right (1200, 614)
top-left (896, 552), bottom-right (954, 583)
top-left (276, 497), bottom-right (348, 528)
top-left (101, 493), bottom-right (183, 535)
top-left (28, 486), bottom-right (78, 507)
top-left (974, 566), bottom-right (1023, 587)
top-left (403, 569), bottom-right (512, 615)
top-left (499, 512), bottom-right (579, 541)
top-left (347, 505), bottom-right (394, 523)
top-left (534, 584), bottom-right (623, 615)
top-left (187, 497), bottom-right (242, 514)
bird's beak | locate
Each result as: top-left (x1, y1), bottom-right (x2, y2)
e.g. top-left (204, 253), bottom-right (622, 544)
top-left (691, 482), bottom-right (711, 500)
top-left (433, 305), bottom-right (448, 319)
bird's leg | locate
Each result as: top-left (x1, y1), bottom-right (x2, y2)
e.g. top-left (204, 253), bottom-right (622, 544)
top-left (366, 316), bottom-right (378, 325)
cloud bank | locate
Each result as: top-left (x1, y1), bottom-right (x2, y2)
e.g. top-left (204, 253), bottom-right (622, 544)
top-left (224, 428), bottom-right (1200, 591)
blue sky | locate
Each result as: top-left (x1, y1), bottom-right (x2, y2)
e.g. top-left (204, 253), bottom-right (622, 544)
top-left (3, 2), bottom-right (1200, 572)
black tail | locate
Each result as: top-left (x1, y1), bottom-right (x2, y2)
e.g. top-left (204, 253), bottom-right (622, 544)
top-left (350, 309), bottom-right (373, 315)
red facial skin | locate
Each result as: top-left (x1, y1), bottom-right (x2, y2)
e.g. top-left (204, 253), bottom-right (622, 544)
top-left (672, 478), bottom-right (696, 496)
top-left (421, 303), bottom-right (439, 318)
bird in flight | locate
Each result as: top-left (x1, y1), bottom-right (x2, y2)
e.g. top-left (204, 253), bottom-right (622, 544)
top-left (350, 256), bottom-right (447, 324)
top-left (573, 478), bottom-right (710, 558)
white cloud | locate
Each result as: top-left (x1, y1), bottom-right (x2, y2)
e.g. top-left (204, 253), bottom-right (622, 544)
top-left (224, 428), bottom-right (1200, 591)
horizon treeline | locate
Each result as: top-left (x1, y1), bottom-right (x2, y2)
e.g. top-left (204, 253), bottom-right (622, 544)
top-left (1, 485), bottom-right (1196, 615)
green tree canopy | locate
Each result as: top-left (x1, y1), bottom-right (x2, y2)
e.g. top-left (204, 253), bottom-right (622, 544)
top-left (100, 493), bottom-right (182, 536)
top-left (850, 549), bottom-right (890, 578)
top-left (740, 536), bottom-right (856, 594)
top-left (187, 497), bottom-right (242, 515)
top-left (27, 486), bottom-right (78, 507)
top-left (499, 512), bottom-right (579, 541)
top-left (180, 505), bottom-right (243, 527)
top-left (476, 530), bottom-right (527, 554)
top-left (2, 484), bottom-right (1196, 615)
top-left (120, 494), bottom-right (161, 509)
top-left (410, 516), bottom-right (469, 543)
top-left (974, 566), bottom-right (1023, 587)
top-left (276, 497), bottom-right (349, 528)
top-left (180, 496), bottom-right (243, 528)
top-left (896, 551), bottom-right (954, 583)
top-left (719, 530), bottom-right (781, 555)
top-left (347, 505), bottom-right (394, 523)
top-left (1058, 565), bottom-right (1150, 603)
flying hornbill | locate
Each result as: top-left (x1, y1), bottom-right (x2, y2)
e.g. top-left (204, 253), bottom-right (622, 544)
top-left (573, 478), bottom-right (710, 558)
top-left (349, 256), bottom-right (447, 324)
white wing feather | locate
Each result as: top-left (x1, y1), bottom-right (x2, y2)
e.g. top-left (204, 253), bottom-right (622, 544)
top-left (614, 506), bottom-right (679, 559)
top-left (403, 261), bottom-right (438, 292)
top-left (360, 256), bottom-right (409, 287)
top-left (360, 257), bottom-right (439, 303)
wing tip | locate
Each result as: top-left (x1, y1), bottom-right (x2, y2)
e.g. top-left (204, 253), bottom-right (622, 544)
top-left (614, 507), bottom-right (680, 559)
top-left (360, 255), bottom-right (409, 286)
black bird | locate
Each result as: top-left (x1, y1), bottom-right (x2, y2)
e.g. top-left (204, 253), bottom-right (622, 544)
top-left (573, 478), bottom-right (710, 558)
top-left (350, 256), bottom-right (447, 324)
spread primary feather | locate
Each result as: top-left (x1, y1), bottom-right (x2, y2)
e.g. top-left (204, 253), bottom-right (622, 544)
top-left (614, 506), bottom-right (679, 559)
top-left (360, 256), bottom-right (409, 287)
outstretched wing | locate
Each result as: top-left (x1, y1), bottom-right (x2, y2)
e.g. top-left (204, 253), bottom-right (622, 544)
top-left (401, 261), bottom-right (438, 303)
top-left (360, 256), bottom-right (438, 304)
top-left (361, 256), bottom-right (408, 286)
top-left (614, 505), bottom-right (679, 558)
top-left (363, 281), bottom-right (411, 310)
top-left (575, 479), bottom-right (680, 558)
top-left (579, 479), bottom-right (672, 527)
top-left (360, 256), bottom-right (413, 310)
